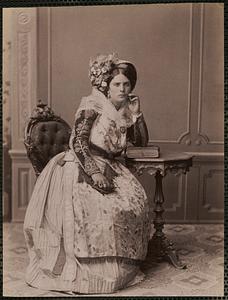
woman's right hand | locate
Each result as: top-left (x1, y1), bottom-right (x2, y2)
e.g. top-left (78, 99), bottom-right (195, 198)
top-left (91, 173), bottom-right (113, 191)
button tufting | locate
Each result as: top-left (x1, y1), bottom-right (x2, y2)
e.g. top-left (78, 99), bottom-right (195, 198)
top-left (41, 125), bottom-right (46, 132)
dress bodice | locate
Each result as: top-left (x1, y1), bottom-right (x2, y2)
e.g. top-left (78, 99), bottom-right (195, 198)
top-left (90, 105), bottom-right (130, 154)
top-left (69, 88), bottom-right (149, 177)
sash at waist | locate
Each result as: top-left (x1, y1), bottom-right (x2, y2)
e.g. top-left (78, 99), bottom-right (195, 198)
top-left (90, 143), bottom-right (123, 160)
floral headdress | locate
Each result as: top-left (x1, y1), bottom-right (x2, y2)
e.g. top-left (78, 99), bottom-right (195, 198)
top-left (89, 53), bottom-right (119, 93)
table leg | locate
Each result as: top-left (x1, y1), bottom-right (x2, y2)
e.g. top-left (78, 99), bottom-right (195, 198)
top-left (146, 171), bottom-right (187, 269)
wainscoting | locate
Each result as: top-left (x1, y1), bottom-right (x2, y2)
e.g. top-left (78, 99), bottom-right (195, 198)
top-left (133, 152), bottom-right (224, 223)
top-left (8, 151), bottom-right (223, 223)
top-left (8, 150), bottom-right (36, 222)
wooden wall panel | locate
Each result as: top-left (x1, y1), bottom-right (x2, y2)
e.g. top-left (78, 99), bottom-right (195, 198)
top-left (7, 8), bottom-right (38, 222)
top-left (198, 163), bottom-right (224, 221)
top-left (10, 151), bottom-right (36, 222)
top-left (185, 164), bottom-right (200, 222)
top-left (200, 5), bottom-right (224, 144)
top-left (163, 174), bottom-right (187, 220)
top-left (134, 154), bottom-right (224, 223)
top-left (10, 8), bottom-right (38, 150)
top-left (3, 10), bottom-right (12, 221)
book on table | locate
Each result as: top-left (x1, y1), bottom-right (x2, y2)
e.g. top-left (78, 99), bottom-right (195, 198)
top-left (126, 145), bottom-right (160, 158)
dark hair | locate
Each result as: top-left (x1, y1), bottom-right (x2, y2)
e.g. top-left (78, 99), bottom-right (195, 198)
top-left (107, 63), bottom-right (137, 92)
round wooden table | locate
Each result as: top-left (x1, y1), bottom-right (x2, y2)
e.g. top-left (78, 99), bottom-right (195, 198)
top-left (126, 151), bottom-right (193, 269)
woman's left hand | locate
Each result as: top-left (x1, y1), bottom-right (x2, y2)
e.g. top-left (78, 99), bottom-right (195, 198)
top-left (128, 94), bottom-right (141, 115)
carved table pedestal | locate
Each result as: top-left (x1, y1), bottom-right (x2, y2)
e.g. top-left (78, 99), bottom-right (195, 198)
top-left (126, 151), bottom-right (193, 269)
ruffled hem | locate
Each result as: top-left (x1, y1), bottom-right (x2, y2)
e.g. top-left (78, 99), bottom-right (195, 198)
top-left (26, 256), bottom-right (145, 294)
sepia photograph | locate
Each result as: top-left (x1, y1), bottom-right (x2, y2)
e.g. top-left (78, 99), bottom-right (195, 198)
top-left (3, 2), bottom-right (224, 297)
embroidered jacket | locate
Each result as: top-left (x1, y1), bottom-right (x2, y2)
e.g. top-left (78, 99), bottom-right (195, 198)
top-left (69, 88), bottom-right (149, 178)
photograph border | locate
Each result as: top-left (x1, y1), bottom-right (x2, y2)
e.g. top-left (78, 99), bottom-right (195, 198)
top-left (1, 0), bottom-right (226, 299)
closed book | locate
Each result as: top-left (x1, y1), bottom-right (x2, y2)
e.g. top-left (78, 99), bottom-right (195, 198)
top-left (126, 145), bottom-right (160, 158)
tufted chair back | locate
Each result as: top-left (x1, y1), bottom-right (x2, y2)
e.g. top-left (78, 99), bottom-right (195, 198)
top-left (24, 101), bottom-right (72, 177)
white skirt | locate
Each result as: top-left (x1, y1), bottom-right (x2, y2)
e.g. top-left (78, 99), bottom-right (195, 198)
top-left (24, 151), bottom-right (150, 294)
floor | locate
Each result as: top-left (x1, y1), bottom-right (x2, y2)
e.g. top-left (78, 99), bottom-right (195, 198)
top-left (3, 223), bottom-right (224, 297)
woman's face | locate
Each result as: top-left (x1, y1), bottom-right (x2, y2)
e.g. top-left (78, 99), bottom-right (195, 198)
top-left (108, 73), bottom-right (131, 105)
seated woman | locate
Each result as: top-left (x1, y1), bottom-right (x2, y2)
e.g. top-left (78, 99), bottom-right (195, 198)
top-left (23, 53), bottom-right (151, 294)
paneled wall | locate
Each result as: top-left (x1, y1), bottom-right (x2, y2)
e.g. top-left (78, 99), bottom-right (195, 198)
top-left (5, 8), bottom-right (37, 221)
top-left (3, 10), bottom-right (12, 221)
top-left (6, 4), bottom-right (224, 222)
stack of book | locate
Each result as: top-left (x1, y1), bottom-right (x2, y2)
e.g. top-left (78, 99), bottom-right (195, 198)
top-left (126, 145), bottom-right (160, 158)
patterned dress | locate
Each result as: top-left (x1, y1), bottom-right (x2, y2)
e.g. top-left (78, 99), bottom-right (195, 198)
top-left (23, 88), bottom-right (151, 294)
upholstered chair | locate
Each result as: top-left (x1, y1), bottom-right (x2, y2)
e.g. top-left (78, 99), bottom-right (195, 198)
top-left (24, 100), bottom-right (71, 177)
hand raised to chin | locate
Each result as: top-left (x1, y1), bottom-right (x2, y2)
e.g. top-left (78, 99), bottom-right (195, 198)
top-left (128, 94), bottom-right (141, 115)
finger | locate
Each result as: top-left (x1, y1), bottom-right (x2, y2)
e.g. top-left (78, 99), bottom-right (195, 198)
top-left (129, 97), bottom-right (138, 103)
top-left (98, 182), bottom-right (103, 188)
top-left (128, 93), bottom-right (137, 98)
top-left (103, 180), bottom-right (110, 189)
top-left (102, 180), bottom-right (109, 188)
top-left (95, 179), bottom-right (102, 186)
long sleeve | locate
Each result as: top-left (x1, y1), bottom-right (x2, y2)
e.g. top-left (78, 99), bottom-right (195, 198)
top-left (127, 114), bottom-right (149, 147)
top-left (72, 109), bottom-right (101, 176)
